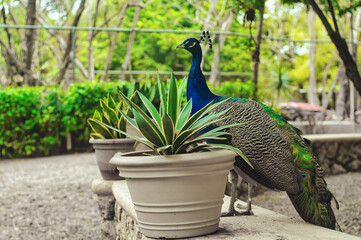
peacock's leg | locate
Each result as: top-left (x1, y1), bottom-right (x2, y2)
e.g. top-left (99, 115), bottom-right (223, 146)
top-left (236, 182), bottom-right (254, 216)
top-left (222, 170), bottom-right (255, 217)
top-left (222, 169), bottom-right (238, 217)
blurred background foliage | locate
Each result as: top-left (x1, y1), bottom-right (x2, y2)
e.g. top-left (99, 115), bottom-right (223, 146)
top-left (1, 0), bottom-right (361, 158)
top-left (0, 78), bottom-right (256, 158)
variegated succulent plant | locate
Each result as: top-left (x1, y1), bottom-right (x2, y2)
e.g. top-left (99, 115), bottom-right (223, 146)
top-left (96, 73), bottom-right (251, 167)
top-left (88, 93), bottom-right (132, 139)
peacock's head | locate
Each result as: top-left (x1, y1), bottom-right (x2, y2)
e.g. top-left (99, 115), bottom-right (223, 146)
top-left (176, 38), bottom-right (201, 53)
top-left (176, 31), bottom-right (212, 54)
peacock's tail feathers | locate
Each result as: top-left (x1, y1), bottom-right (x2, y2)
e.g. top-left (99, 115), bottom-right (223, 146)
top-left (262, 102), bottom-right (339, 230)
top-left (210, 97), bottom-right (339, 229)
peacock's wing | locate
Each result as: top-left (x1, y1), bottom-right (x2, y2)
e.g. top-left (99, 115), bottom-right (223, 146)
top-left (211, 98), bottom-right (302, 194)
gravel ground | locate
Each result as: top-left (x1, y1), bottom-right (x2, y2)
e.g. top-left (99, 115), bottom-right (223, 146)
top-left (0, 153), bottom-right (360, 239)
top-left (0, 153), bottom-right (102, 240)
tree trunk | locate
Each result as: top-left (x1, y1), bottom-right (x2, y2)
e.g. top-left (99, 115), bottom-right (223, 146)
top-left (101, 3), bottom-right (130, 81)
top-left (87, 0), bottom-right (100, 81)
top-left (200, 8), bottom-right (233, 70)
top-left (321, 55), bottom-right (335, 105)
top-left (350, 10), bottom-right (361, 120)
top-left (1, 5), bottom-right (26, 84)
top-left (119, 0), bottom-right (141, 81)
top-left (336, 64), bottom-right (348, 120)
top-left (252, 1), bottom-right (265, 98)
top-left (0, 43), bottom-right (15, 84)
top-left (54, 0), bottom-right (86, 84)
top-left (319, 63), bottom-right (341, 120)
top-left (354, 9), bottom-right (361, 113)
top-left (307, 0), bottom-right (361, 97)
top-left (307, 9), bottom-right (319, 106)
top-left (208, 11), bottom-right (234, 85)
top-left (24, 0), bottom-right (37, 86)
top-left (87, 9), bottom-right (95, 81)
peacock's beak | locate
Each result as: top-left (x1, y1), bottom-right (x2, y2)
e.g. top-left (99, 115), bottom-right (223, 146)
top-left (176, 44), bottom-right (185, 49)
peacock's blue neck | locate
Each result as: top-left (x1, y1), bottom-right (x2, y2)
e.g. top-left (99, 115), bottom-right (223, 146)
top-left (187, 48), bottom-right (217, 115)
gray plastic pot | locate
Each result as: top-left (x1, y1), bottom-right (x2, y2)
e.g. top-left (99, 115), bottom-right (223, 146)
top-left (89, 138), bottom-right (136, 180)
top-left (110, 149), bottom-right (236, 238)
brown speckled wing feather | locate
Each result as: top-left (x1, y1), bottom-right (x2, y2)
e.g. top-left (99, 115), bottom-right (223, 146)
top-left (211, 100), bottom-right (300, 194)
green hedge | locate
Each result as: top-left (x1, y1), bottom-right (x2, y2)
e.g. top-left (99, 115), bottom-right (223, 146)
top-left (0, 87), bottom-right (62, 157)
top-left (0, 81), bottom-right (130, 159)
top-left (0, 78), bottom-right (255, 159)
top-left (62, 81), bottom-right (123, 150)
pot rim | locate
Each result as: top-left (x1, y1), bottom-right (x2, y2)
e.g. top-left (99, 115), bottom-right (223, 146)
top-left (89, 138), bottom-right (136, 144)
top-left (110, 148), bottom-right (235, 179)
top-left (110, 148), bottom-right (236, 166)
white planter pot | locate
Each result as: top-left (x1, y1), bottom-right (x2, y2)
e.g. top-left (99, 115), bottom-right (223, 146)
top-left (110, 149), bottom-right (236, 239)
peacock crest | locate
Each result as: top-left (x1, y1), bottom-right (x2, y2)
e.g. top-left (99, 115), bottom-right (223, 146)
top-left (199, 30), bottom-right (212, 49)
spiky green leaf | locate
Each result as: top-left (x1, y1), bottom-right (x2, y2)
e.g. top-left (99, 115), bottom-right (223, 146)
top-left (93, 110), bottom-right (102, 120)
top-left (175, 99), bottom-right (192, 130)
top-left (133, 110), bottom-right (165, 146)
top-left (117, 116), bottom-right (127, 138)
top-left (94, 119), bottom-right (156, 150)
top-left (157, 74), bottom-right (167, 115)
top-left (90, 132), bottom-right (106, 139)
top-left (100, 99), bottom-right (118, 125)
top-left (167, 72), bottom-right (178, 123)
top-left (88, 118), bottom-right (113, 139)
top-left (118, 89), bottom-right (166, 145)
top-left (156, 145), bottom-right (172, 155)
top-left (138, 91), bottom-right (162, 127)
top-left (177, 76), bottom-right (187, 111)
top-left (161, 112), bottom-right (175, 145)
top-left (127, 80), bottom-right (137, 99)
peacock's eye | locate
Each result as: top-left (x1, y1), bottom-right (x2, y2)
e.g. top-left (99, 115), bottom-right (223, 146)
top-left (301, 173), bottom-right (307, 179)
top-left (188, 42), bottom-right (196, 48)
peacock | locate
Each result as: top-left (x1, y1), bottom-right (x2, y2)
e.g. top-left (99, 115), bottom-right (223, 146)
top-left (176, 31), bottom-right (339, 230)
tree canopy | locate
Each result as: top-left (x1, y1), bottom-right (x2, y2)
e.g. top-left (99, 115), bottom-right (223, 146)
top-left (1, 0), bottom-right (361, 111)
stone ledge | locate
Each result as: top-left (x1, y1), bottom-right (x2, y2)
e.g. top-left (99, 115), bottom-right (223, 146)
top-left (92, 179), bottom-right (118, 196)
top-left (303, 133), bottom-right (361, 142)
top-left (112, 181), bottom-right (361, 240)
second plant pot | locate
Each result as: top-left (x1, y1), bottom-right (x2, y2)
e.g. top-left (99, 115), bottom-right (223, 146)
top-left (90, 138), bottom-right (136, 180)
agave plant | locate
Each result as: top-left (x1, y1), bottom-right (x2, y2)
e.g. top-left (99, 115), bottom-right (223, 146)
top-left (97, 73), bottom-right (252, 167)
top-left (88, 93), bottom-right (132, 139)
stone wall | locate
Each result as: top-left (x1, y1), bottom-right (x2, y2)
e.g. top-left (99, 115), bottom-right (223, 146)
top-left (91, 180), bottom-right (117, 240)
top-left (114, 202), bottom-right (145, 240)
top-left (96, 195), bottom-right (116, 239)
top-left (312, 141), bottom-right (361, 175)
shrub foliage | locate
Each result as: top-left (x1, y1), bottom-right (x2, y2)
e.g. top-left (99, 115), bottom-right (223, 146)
top-left (0, 81), bottom-right (137, 159)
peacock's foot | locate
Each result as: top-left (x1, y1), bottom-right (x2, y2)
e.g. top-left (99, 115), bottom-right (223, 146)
top-left (221, 206), bottom-right (254, 217)
top-left (235, 203), bottom-right (254, 216)
top-left (221, 210), bottom-right (243, 217)
top-left (236, 209), bottom-right (254, 215)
